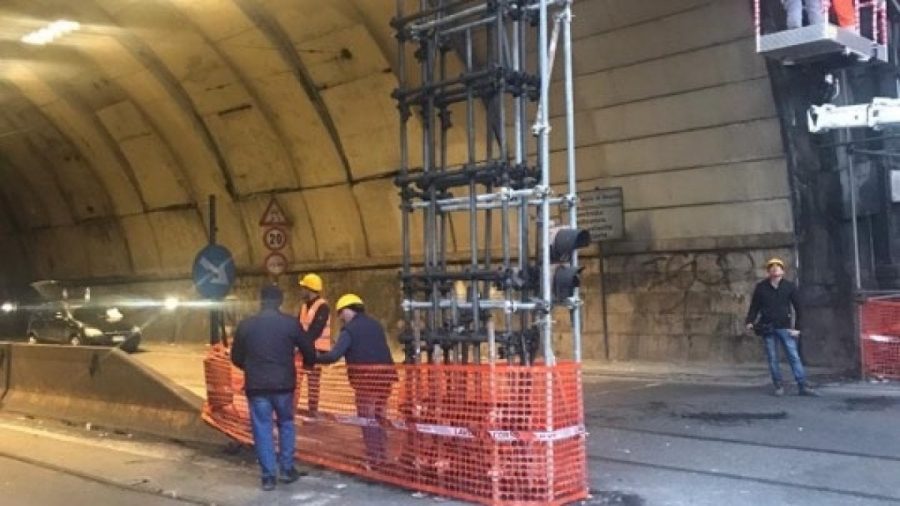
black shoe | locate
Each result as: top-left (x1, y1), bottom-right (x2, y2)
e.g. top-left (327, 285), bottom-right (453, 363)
top-left (261, 477), bottom-right (276, 491)
top-left (799, 385), bottom-right (820, 397)
top-left (279, 467), bottom-right (307, 484)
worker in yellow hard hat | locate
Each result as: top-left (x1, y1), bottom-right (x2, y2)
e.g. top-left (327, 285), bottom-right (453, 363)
top-left (317, 294), bottom-right (396, 467)
top-left (297, 273), bottom-right (331, 416)
top-left (745, 257), bottom-right (817, 397)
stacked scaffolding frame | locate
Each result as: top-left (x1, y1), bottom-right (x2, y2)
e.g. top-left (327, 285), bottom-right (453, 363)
top-left (394, 0), bottom-right (582, 366)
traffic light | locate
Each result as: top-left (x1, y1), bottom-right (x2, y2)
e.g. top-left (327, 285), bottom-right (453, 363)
top-left (553, 265), bottom-right (584, 301)
top-left (548, 227), bottom-right (590, 302)
top-left (550, 227), bottom-right (590, 263)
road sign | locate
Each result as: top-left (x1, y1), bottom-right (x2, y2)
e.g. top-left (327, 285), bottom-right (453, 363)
top-left (263, 226), bottom-right (288, 251)
top-left (192, 244), bottom-right (236, 299)
top-left (577, 187), bottom-right (624, 242)
top-left (259, 197), bottom-right (290, 226)
top-left (264, 252), bottom-right (288, 276)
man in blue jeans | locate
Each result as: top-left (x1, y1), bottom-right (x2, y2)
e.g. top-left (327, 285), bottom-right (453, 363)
top-left (232, 285), bottom-right (317, 490)
top-left (746, 258), bottom-right (819, 397)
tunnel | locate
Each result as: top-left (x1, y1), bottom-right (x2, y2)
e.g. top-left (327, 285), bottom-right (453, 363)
top-left (0, 0), bottom-right (885, 369)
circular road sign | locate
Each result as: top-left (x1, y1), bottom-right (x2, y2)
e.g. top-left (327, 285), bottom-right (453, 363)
top-left (192, 244), bottom-right (236, 299)
top-left (264, 252), bottom-right (288, 276)
top-left (263, 226), bottom-right (288, 251)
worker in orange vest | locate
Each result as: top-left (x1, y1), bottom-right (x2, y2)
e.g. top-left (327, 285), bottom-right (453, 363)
top-left (297, 273), bottom-right (331, 415)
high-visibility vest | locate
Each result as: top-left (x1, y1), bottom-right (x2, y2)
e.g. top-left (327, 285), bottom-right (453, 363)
top-left (300, 298), bottom-right (332, 352)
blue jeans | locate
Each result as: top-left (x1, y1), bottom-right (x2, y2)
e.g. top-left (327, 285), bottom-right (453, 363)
top-left (763, 329), bottom-right (806, 386)
top-left (354, 386), bottom-right (390, 463)
top-left (782, 0), bottom-right (824, 29)
top-left (248, 392), bottom-right (296, 480)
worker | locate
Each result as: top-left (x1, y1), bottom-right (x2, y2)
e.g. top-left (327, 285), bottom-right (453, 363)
top-left (316, 294), bottom-right (397, 467)
top-left (297, 273), bottom-right (331, 415)
top-left (745, 259), bottom-right (819, 397)
top-left (231, 285), bottom-right (316, 491)
top-left (782, 0), bottom-right (855, 30)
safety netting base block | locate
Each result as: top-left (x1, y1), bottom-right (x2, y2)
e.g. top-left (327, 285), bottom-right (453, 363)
top-left (860, 299), bottom-right (900, 381)
top-left (203, 352), bottom-right (588, 505)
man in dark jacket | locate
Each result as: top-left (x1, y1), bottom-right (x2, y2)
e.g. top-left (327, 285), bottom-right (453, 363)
top-left (232, 285), bottom-right (316, 490)
top-left (317, 293), bottom-right (396, 466)
top-left (745, 258), bottom-right (818, 397)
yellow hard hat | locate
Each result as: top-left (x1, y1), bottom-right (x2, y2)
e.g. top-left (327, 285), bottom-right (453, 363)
top-left (335, 293), bottom-right (364, 312)
top-left (766, 258), bottom-right (786, 269)
top-left (298, 273), bottom-right (323, 292)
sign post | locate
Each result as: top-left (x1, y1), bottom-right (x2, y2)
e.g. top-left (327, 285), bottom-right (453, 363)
top-left (193, 195), bottom-right (236, 345)
top-left (577, 187), bottom-right (624, 361)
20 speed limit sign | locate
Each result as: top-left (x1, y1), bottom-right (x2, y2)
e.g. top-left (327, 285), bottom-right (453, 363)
top-left (263, 227), bottom-right (288, 251)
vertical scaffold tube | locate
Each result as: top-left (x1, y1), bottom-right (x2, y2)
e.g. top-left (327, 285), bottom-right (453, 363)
top-left (562, 0), bottom-right (582, 363)
top-left (397, 0), bottom-right (416, 363)
top-left (538, 0), bottom-right (555, 365)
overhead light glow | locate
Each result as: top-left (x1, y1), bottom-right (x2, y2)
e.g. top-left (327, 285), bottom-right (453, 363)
top-left (1, 302), bottom-right (16, 313)
top-left (21, 19), bottom-right (81, 46)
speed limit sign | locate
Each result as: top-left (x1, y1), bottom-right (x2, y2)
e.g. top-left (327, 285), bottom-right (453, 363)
top-left (263, 227), bottom-right (288, 251)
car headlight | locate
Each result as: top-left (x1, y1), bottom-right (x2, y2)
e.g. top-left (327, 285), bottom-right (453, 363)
top-left (83, 327), bottom-right (104, 338)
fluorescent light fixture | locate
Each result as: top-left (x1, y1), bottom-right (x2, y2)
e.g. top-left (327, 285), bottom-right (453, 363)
top-left (22, 19), bottom-right (81, 46)
top-left (163, 297), bottom-right (180, 311)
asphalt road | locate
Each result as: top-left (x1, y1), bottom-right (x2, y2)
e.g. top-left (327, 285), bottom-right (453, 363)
top-left (2, 346), bottom-right (899, 506)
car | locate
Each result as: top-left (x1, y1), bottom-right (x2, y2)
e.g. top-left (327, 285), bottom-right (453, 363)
top-left (25, 301), bottom-right (142, 353)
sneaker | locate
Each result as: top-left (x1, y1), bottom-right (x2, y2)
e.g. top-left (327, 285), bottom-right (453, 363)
top-left (799, 385), bottom-right (820, 397)
top-left (773, 385), bottom-right (785, 397)
top-left (261, 477), bottom-right (276, 491)
top-left (279, 467), bottom-right (307, 484)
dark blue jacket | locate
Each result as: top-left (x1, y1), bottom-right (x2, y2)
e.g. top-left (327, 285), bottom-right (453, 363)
top-left (317, 313), bottom-right (394, 366)
top-left (231, 303), bottom-right (316, 396)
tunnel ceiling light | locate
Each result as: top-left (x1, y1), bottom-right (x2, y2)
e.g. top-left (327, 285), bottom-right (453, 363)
top-left (21, 19), bottom-right (81, 46)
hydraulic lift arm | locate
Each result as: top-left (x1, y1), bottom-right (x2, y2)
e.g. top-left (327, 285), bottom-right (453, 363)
top-left (809, 98), bottom-right (900, 133)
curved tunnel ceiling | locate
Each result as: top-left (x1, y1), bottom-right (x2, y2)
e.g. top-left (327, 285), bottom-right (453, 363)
top-left (0, 0), bottom-right (473, 283)
top-left (0, 0), bottom-right (775, 288)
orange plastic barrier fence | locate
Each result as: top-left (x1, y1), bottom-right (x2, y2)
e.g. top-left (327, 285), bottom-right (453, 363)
top-left (860, 299), bottom-right (900, 380)
top-left (203, 351), bottom-right (588, 505)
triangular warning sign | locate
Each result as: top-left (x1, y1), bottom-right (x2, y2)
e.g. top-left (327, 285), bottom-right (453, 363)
top-left (259, 197), bottom-right (290, 226)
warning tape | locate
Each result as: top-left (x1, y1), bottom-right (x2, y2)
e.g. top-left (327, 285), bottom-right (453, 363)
top-left (299, 411), bottom-right (584, 443)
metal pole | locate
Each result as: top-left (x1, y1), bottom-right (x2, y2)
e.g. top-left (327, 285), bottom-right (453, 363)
top-left (849, 152), bottom-right (863, 291)
top-left (538, 0), bottom-right (555, 365)
top-left (208, 194), bottom-right (218, 346)
top-left (466, 26), bottom-right (481, 365)
top-left (561, 1), bottom-right (581, 363)
top-left (397, 0), bottom-right (416, 363)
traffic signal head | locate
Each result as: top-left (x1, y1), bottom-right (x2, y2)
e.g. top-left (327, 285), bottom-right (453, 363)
top-left (553, 266), bottom-right (585, 301)
top-left (550, 227), bottom-right (590, 263)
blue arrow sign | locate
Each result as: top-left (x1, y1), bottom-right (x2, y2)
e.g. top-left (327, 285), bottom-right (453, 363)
top-left (192, 244), bottom-right (236, 300)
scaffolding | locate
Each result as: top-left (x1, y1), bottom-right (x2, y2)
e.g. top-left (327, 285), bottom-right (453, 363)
top-left (393, 0), bottom-right (584, 366)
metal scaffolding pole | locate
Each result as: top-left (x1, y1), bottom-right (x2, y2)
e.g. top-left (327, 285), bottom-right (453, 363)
top-left (394, 0), bottom-right (578, 366)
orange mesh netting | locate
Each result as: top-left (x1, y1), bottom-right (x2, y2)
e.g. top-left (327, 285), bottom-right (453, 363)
top-left (203, 350), bottom-right (588, 505)
top-left (860, 299), bottom-right (900, 380)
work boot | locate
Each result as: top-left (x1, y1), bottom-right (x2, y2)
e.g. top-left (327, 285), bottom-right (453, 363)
top-left (279, 467), bottom-right (307, 484)
top-left (773, 384), bottom-right (785, 397)
top-left (798, 384), bottom-right (820, 397)
top-left (261, 477), bottom-right (276, 491)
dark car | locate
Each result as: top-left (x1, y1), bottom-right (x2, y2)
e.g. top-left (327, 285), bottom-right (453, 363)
top-left (25, 301), bottom-right (142, 353)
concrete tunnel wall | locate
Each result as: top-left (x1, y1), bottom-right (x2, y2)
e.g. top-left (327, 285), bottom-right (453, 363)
top-left (0, 0), bottom-right (822, 365)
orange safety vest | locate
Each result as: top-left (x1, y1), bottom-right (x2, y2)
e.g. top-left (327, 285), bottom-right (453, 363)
top-left (300, 298), bottom-right (332, 352)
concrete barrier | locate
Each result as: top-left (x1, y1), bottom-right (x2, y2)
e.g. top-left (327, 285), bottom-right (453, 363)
top-left (0, 343), bottom-right (226, 444)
